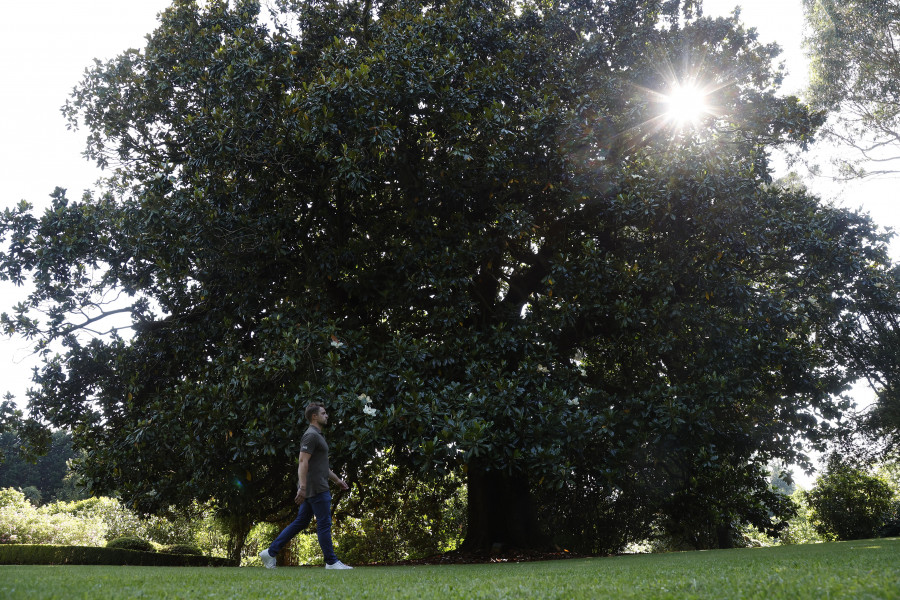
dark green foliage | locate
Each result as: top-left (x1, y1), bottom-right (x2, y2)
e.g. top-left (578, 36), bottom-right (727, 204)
top-left (0, 430), bottom-right (78, 502)
top-left (0, 544), bottom-right (235, 566)
top-left (0, 398), bottom-right (51, 465)
top-left (805, 455), bottom-right (896, 541)
top-left (160, 543), bottom-right (203, 555)
top-left (106, 536), bottom-right (155, 552)
top-left (880, 503), bottom-right (900, 537)
top-left (21, 486), bottom-right (41, 505)
top-left (1, 0), bottom-right (899, 554)
top-left (864, 366), bottom-right (900, 456)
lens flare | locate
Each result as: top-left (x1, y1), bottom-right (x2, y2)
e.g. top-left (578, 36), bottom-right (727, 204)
top-left (663, 84), bottom-right (710, 126)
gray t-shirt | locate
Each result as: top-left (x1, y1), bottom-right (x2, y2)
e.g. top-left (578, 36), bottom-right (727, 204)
top-left (299, 425), bottom-right (330, 497)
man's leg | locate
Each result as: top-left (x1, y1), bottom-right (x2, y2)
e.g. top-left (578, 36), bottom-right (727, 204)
top-left (307, 491), bottom-right (339, 566)
top-left (267, 500), bottom-right (313, 558)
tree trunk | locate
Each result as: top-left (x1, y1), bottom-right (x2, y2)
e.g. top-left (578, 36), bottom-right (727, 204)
top-left (716, 524), bottom-right (735, 549)
top-left (223, 515), bottom-right (253, 564)
top-left (460, 464), bottom-right (552, 552)
top-left (277, 516), bottom-right (297, 566)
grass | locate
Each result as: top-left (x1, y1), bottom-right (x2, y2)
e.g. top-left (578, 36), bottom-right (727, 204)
top-left (2, 539), bottom-right (898, 599)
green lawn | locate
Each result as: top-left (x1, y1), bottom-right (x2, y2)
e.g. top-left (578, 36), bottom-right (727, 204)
top-left (2, 539), bottom-right (898, 599)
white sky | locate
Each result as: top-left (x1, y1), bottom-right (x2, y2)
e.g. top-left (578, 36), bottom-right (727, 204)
top-left (0, 1), bottom-right (893, 486)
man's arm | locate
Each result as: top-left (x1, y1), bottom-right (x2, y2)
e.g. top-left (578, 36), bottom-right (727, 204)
top-left (329, 469), bottom-right (349, 491)
top-left (295, 452), bottom-right (311, 504)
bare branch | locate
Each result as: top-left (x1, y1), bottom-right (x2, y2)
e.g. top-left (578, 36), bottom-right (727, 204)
top-left (61, 306), bottom-right (135, 337)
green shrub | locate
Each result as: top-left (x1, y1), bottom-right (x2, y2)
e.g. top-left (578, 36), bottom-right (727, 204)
top-left (287, 532), bottom-right (322, 565)
top-left (142, 512), bottom-right (202, 546)
top-left (0, 488), bottom-right (226, 557)
top-left (239, 521), bottom-right (323, 567)
top-left (0, 487), bottom-right (27, 509)
top-left (47, 496), bottom-right (200, 545)
top-left (160, 543), bottom-right (202, 555)
top-left (21, 486), bottom-right (42, 506)
top-left (805, 456), bottom-right (896, 541)
top-left (331, 459), bottom-right (465, 564)
top-left (778, 489), bottom-right (825, 545)
top-left (0, 488), bottom-right (106, 546)
top-left (240, 521), bottom-right (279, 566)
top-left (106, 536), bottom-right (155, 552)
top-left (191, 507), bottom-right (233, 559)
top-left (46, 497), bottom-right (142, 540)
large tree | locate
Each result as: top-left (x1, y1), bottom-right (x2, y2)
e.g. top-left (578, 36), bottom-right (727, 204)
top-left (2, 0), bottom-right (898, 556)
top-left (803, 0), bottom-right (900, 178)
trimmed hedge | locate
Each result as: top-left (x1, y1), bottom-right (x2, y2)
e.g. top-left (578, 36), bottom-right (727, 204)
top-left (0, 544), bottom-right (237, 566)
top-left (107, 536), bottom-right (155, 552)
top-left (161, 543), bottom-right (203, 555)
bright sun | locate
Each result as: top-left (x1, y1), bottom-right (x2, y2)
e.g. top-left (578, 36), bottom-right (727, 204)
top-left (663, 84), bottom-right (710, 126)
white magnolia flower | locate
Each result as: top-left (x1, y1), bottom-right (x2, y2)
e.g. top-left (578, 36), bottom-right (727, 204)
top-left (536, 365), bottom-right (549, 373)
top-left (362, 405), bottom-right (377, 417)
top-left (358, 393), bottom-right (372, 403)
top-left (567, 397), bottom-right (580, 407)
top-left (330, 340), bottom-right (343, 348)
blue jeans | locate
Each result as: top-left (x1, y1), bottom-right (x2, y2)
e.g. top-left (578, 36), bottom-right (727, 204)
top-left (268, 491), bottom-right (338, 565)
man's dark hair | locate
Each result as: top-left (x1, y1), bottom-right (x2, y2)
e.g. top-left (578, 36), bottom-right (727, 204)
top-left (305, 402), bottom-right (324, 423)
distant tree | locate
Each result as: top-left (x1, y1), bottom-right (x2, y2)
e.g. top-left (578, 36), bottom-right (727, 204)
top-left (0, 433), bottom-right (29, 484)
top-left (805, 454), bottom-right (896, 540)
top-left (0, 429), bottom-right (78, 502)
top-left (803, 0), bottom-right (900, 178)
top-left (769, 463), bottom-right (796, 497)
top-left (0, 396), bottom-right (50, 464)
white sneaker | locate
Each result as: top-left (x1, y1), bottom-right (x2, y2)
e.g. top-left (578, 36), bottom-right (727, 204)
top-left (325, 560), bottom-right (353, 570)
top-left (259, 549), bottom-right (277, 569)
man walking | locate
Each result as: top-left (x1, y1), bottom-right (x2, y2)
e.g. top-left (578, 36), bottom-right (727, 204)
top-left (259, 402), bottom-right (353, 569)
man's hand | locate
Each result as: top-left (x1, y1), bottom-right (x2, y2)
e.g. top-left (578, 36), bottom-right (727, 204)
top-left (294, 487), bottom-right (306, 505)
top-left (328, 469), bottom-right (349, 491)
